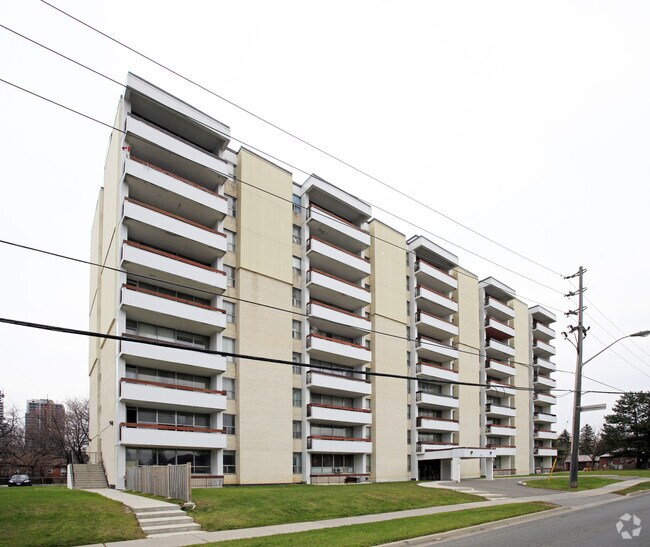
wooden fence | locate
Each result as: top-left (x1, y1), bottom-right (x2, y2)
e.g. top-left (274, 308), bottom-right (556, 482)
top-left (126, 463), bottom-right (191, 502)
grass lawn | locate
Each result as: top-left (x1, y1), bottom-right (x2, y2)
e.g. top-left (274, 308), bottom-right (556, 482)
top-left (522, 476), bottom-right (620, 491)
top-left (554, 469), bottom-right (650, 478)
top-left (204, 502), bottom-right (555, 546)
top-left (616, 481), bottom-right (650, 495)
top-left (190, 482), bottom-right (482, 531)
top-left (0, 486), bottom-right (145, 547)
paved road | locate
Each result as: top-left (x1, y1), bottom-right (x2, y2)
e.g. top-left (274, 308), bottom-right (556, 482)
top-left (439, 493), bottom-right (649, 546)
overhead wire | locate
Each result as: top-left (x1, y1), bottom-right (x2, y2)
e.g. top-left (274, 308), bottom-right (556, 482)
top-left (39, 0), bottom-right (567, 281)
top-left (0, 23), bottom-right (568, 299)
top-left (0, 316), bottom-right (627, 396)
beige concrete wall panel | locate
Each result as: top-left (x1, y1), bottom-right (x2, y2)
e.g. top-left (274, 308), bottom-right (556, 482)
top-left (455, 268), bottom-right (481, 463)
top-left (369, 221), bottom-right (407, 323)
top-left (237, 149), bottom-right (293, 283)
top-left (511, 299), bottom-right (533, 474)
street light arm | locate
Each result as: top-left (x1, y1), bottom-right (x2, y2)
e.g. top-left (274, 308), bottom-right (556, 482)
top-left (582, 330), bottom-right (650, 368)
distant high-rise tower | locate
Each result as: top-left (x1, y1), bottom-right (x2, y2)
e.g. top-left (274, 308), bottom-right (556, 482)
top-left (24, 399), bottom-right (65, 442)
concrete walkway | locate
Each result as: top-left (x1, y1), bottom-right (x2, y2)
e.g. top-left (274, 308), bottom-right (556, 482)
top-left (80, 477), bottom-right (648, 547)
top-left (84, 488), bottom-right (180, 511)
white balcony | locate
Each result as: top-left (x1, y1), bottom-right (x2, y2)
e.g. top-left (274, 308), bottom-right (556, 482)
top-left (307, 269), bottom-right (371, 309)
top-left (485, 317), bottom-right (515, 341)
top-left (535, 358), bottom-right (556, 373)
top-left (416, 311), bottom-right (458, 339)
top-left (533, 375), bottom-right (556, 389)
top-left (416, 337), bottom-right (458, 363)
top-left (307, 404), bottom-right (372, 426)
top-left (416, 391), bottom-right (459, 409)
top-left (308, 301), bottom-right (370, 338)
top-left (485, 297), bottom-right (515, 321)
top-left (532, 322), bottom-right (555, 341)
top-left (125, 115), bottom-right (233, 180)
top-left (534, 412), bottom-right (557, 423)
top-left (533, 339), bottom-right (556, 357)
top-left (120, 423), bottom-right (226, 449)
top-left (122, 241), bottom-right (226, 295)
top-left (534, 392), bottom-right (556, 405)
top-left (119, 339), bottom-right (226, 375)
top-left (486, 338), bottom-right (516, 359)
top-left (489, 446), bottom-right (516, 456)
top-left (124, 157), bottom-right (227, 227)
top-left (121, 285), bottom-right (226, 336)
top-left (486, 360), bottom-right (516, 378)
top-left (307, 334), bottom-right (371, 366)
top-left (416, 363), bottom-right (459, 383)
top-left (534, 448), bottom-right (557, 457)
top-left (416, 417), bottom-right (459, 432)
top-left (123, 198), bottom-right (226, 264)
top-left (415, 285), bottom-right (458, 315)
top-left (307, 238), bottom-right (370, 282)
top-left (307, 205), bottom-right (370, 253)
top-left (534, 429), bottom-right (557, 441)
top-left (307, 370), bottom-right (372, 397)
top-left (307, 436), bottom-right (372, 454)
top-left (486, 424), bottom-right (517, 437)
top-left (486, 381), bottom-right (516, 397)
top-left (120, 379), bottom-right (226, 412)
top-left (414, 260), bottom-right (457, 292)
top-left (486, 403), bottom-right (516, 418)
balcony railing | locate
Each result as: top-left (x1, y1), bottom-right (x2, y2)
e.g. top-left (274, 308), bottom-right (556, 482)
top-left (120, 377), bottom-right (225, 396)
top-left (307, 403), bottom-right (371, 414)
top-left (123, 240), bottom-right (225, 275)
top-left (308, 204), bottom-right (369, 234)
top-left (120, 422), bottom-right (224, 434)
top-left (122, 284), bottom-right (224, 313)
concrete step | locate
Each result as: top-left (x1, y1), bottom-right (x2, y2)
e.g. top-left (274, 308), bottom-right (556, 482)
top-left (137, 516), bottom-right (194, 527)
top-left (141, 523), bottom-right (201, 535)
top-left (137, 510), bottom-right (186, 520)
top-left (134, 506), bottom-right (181, 514)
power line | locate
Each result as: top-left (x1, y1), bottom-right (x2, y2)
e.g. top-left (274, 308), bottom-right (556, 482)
top-left (0, 16), bottom-right (571, 298)
top-left (0, 237), bottom-right (553, 372)
top-left (39, 0), bottom-right (566, 281)
top-left (0, 316), bottom-right (626, 395)
top-left (0, 61), bottom-right (565, 299)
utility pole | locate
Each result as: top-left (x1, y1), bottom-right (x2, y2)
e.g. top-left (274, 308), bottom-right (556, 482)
top-left (568, 266), bottom-right (585, 488)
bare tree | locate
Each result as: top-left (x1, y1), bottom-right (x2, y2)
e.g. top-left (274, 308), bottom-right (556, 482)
top-left (64, 397), bottom-right (89, 464)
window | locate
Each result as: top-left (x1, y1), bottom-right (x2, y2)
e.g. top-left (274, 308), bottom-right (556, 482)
top-left (310, 454), bottom-right (354, 474)
top-left (406, 276), bottom-right (410, 291)
top-left (292, 194), bottom-right (301, 214)
top-left (223, 414), bottom-right (235, 435)
top-left (126, 448), bottom-right (211, 474)
top-left (293, 256), bottom-right (302, 275)
top-left (224, 265), bottom-right (235, 288)
top-left (407, 405), bottom-right (411, 419)
top-left (406, 300), bottom-right (410, 315)
top-left (293, 453), bottom-right (302, 474)
top-left (292, 388), bottom-right (302, 407)
top-left (292, 352), bottom-right (302, 374)
top-left (406, 351), bottom-right (411, 367)
top-left (292, 320), bottom-right (302, 339)
top-left (224, 301), bottom-right (236, 323)
top-left (223, 378), bottom-right (235, 400)
top-left (223, 337), bottom-right (235, 363)
top-left (226, 195), bottom-right (237, 217)
top-left (225, 229), bottom-right (236, 252)
top-left (125, 320), bottom-right (209, 349)
top-left (125, 366), bottom-right (209, 390)
top-left (125, 407), bottom-right (210, 429)
top-left (292, 420), bottom-right (302, 439)
top-left (223, 450), bottom-right (236, 474)
top-left (292, 224), bottom-right (301, 244)
top-left (292, 288), bottom-right (302, 308)
top-left (407, 429), bottom-right (411, 444)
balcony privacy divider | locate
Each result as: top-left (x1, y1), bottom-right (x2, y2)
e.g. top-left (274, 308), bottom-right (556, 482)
top-left (126, 462), bottom-right (192, 502)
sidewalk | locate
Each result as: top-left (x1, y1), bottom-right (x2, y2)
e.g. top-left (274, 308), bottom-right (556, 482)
top-left (81, 477), bottom-right (648, 547)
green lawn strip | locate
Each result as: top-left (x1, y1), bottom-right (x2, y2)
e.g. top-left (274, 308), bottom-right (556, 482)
top-left (0, 486), bottom-right (145, 547)
top-left (191, 482), bottom-right (482, 531)
top-left (202, 502), bottom-right (555, 547)
top-left (615, 481), bottom-right (650, 495)
top-left (553, 469), bottom-right (650, 478)
top-left (522, 476), bottom-right (619, 491)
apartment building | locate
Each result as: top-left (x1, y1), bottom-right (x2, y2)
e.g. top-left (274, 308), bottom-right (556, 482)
top-left (88, 73), bottom-right (557, 488)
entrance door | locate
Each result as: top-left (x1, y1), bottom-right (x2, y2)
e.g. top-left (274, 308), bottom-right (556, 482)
top-left (418, 460), bottom-right (441, 481)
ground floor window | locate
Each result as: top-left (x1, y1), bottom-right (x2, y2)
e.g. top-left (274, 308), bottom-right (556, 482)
top-left (310, 454), bottom-right (354, 474)
top-left (125, 447), bottom-right (211, 474)
top-left (293, 453), bottom-right (302, 474)
top-left (223, 450), bottom-right (236, 474)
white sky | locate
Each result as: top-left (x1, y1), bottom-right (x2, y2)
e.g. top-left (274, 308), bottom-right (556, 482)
top-left (1, 1), bottom-right (649, 433)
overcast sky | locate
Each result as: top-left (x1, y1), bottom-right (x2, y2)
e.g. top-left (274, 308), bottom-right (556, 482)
top-left (1, 1), bottom-right (648, 432)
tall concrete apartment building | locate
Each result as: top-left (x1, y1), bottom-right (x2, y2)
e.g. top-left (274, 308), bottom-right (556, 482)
top-left (89, 74), bottom-right (557, 488)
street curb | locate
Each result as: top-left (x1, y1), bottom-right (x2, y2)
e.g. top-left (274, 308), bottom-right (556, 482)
top-left (379, 504), bottom-right (570, 546)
